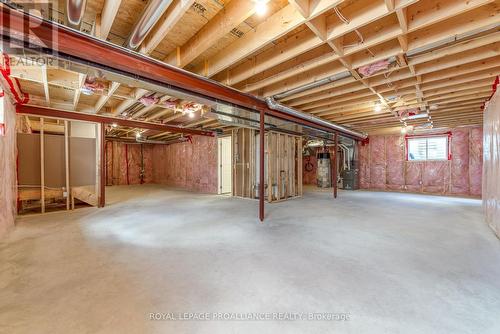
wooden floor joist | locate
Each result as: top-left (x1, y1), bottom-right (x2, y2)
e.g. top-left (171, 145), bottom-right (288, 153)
top-left (1, 0), bottom-right (498, 135)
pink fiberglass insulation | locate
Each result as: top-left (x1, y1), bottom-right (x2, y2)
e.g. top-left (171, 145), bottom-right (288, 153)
top-left (139, 94), bottom-right (159, 106)
top-left (358, 59), bottom-right (390, 77)
top-left (369, 136), bottom-right (386, 189)
top-left (106, 141), bottom-right (113, 185)
top-left (106, 142), bottom-right (154, 186)
top-left (385, 136), bottom-right (404, 188)
top-left (469, 127), bottom-right (483, 197)
top-left (358, 142), bottom-right (370, 188)
top-left (359, 126), bottom-right (482, 197)
top-left (422, 161), bottom-right (449, 194)
top-left (450, 129), bottom-right (469, 195)
top-left (405, 162), bottom-right (423, 192)
top-left (152, 136), bottom-right (217, 193)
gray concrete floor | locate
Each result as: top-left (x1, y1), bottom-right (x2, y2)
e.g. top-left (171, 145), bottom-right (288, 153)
top-left (1, 185), bottom-right (499, 334)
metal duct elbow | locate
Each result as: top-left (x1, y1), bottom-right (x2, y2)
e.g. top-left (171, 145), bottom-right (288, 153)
top-left (66, 0), bottom-right (87, 30)
top-left (126, 0), bottom-right (173, 49)
top-left (265, 97), bottom-right (368, 140)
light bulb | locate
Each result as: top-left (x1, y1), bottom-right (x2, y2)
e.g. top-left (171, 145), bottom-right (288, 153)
top-left (111, 123), bottom-right (118, 128)
top-left (255, 0), bottom-right (267, 15)
top-left (188, 112), bottom-right (195, 118)
top-left (374, 103), bottom-right (382, 112)
top-left (136, 132), bottom-right (141, 139)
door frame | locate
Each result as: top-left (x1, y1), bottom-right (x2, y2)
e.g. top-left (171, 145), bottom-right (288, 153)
top-left (217, 135), bottom-right (233, 195)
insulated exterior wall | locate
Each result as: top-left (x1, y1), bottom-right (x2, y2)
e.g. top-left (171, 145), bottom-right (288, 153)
top-left (0, 97), bottom-right (17, 237)
top-left (152, 136), bottom-right (217, 193)
top-left (483, 82), bottom-right (500, 238)
top-left (358, 126), bottom-right (483, 197)
top-left (106, 141), bottom-right (154, 186)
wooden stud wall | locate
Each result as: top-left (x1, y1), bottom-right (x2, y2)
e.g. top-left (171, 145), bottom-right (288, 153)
top-left (232, 127), bottom-right (302, 202)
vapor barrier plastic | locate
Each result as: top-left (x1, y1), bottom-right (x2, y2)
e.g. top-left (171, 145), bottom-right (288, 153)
top-left (483, 82), bottom-right (500, 237)
top-left (358, 127), bottom-right (482, 197)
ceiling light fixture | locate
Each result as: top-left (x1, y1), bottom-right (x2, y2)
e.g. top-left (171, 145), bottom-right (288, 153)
top-left (254, 0), bottom-right (268, 16)
top-left (136, 132), bottom-right (141, 139)
top-left (111, 123), bottom-right (118, 128)
top-left (80, 87), bottom-right (94, 96)
top-left (188, 112), bottom-right (195, 118)
top-left (374, 103), bottom-right (382, 112)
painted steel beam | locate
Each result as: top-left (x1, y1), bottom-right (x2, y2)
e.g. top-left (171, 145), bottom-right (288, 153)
top-left (0, 4), bottom-right (360, 140)
top-left (16, 105), bottom-right (215, 137)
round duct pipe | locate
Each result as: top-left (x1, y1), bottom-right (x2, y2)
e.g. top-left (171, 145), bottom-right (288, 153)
top-left (126, 0), bottom-right (173, 49)
top-left (265, 97), bottom-right (368, 140)
top-left (66, 0), bottom-right (87, 29)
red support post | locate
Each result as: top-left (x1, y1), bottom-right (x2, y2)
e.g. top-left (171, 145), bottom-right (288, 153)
top-left (259, 109), bottom-right (265, 222)
top-left (333, 132), bottom-right (338, 199)
top-left (99, 122), bottom-right (106, 207)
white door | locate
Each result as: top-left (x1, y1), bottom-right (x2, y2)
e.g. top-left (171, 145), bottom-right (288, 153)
top-left (218, 136), bottom-right (232, 194)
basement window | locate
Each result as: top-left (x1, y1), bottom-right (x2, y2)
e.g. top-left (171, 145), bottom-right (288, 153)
top-left (406, 136), bottom-right (449, 161)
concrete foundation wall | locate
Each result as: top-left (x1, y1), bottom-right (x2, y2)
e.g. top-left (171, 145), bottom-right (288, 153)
top-left (152, 136), bottom-right (217, 193)
top-left (358, 126), bottom-right (483, 197)
top-left (0, 97), bottom-right (17, 237)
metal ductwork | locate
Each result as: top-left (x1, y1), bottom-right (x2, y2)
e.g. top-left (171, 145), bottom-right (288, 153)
top-left (407, 23), bottom-right (500, 58)
top-left (125, 0), bottom-right (173, 49)
top-left (66, 0), bottom-right (87, 30)
top-left (273, 71), bottom-right (352, 100)
top-left (274, 55), bottom-right (401, 101)
top-left (265, 97), bottom-right (368, 140)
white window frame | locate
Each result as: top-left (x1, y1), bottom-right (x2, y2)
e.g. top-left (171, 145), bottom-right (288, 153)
top-left (406, 135), bottom-right (450, 161)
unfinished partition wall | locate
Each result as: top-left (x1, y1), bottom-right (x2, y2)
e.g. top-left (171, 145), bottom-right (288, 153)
top-left (105, 141), bottom-right (154, 186)
top-left (358, 127), bottom-right (483, 197)
top-left (152, 136), bottom-right (218, 193)
top-left (483, 82), bottom-right (500, 237)
top-left (17, 118), bottom-right (101, 213)
top-left (0, 96), bottom-right (17, 237)
top-left (232, 128), bottom-right (302, 202)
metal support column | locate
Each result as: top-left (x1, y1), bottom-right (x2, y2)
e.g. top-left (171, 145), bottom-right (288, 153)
top-left (333, 132), bottom-right (338, 199)
top-left (99, 122), bottom-right (106, 207)
top-left (259, 109), bottom-right (265, 222)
